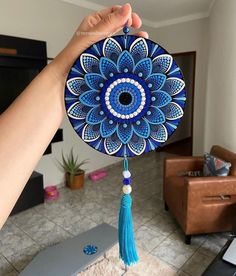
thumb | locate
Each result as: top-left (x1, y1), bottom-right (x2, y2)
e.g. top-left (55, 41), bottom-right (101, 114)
top-left (95, 4), bottom-right (132, 38)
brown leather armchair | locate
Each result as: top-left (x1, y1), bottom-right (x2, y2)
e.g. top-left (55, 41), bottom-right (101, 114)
top-left (163, 145), bottom-right (236, 244)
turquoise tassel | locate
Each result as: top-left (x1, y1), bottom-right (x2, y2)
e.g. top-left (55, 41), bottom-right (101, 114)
top-left (118, 155), bottom-right (139, 266)
top-left (118, 194), bottom-right (139, 266)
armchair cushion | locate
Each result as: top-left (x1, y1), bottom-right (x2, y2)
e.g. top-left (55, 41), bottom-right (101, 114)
top-left (203, 152), bottom-right (231, 176)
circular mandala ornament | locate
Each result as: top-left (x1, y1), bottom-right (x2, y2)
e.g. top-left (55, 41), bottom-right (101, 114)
top-left (65, 34), bottom-right (186, 157)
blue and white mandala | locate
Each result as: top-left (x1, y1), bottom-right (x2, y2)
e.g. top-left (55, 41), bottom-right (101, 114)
top-left (65, 35), bottom-right (186, 157)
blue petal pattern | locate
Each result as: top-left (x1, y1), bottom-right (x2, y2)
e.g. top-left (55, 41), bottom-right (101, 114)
top-left (65, 35), bottom-right (186, 157)
top-left (80, 54), bottom-right (99, 73)
top-left (161, 102), bottom-right (183, 120)
top-left (117, 124), bottom-right (133, 144)
top-left (99, 57), bottom-right (118, 79)
top-left (67, 77), bottom-right (89, 96)
top-left (152, 54), bottom-right (173, 74)
top-left (150, 124), bottom-right (168, 142)
top-left (132, 119), bottom-right (150, 138)
top-left (86, 106), bottom-right (105, 124)
top-left (130, 38), bottom-right (148, 63)
top-left (134, 58), bottom-right (152, 79)
top-left (146, 107), bottom-right (166, 124)
top-left (67, 102), bottom-right (89, 120)
top-left (82, 124), bottom-right (100, 142)
top-left (85, 73), bottom-right (105, 90)
top-left (162, 77), bottom-right (185, 96)
top-left (79, 90), bottom-right (100, 107)
top-left (100, 120), bottom-right (117, 138)
top-left (151, 91), bottom-right (172, 108)
top-left (128, 135), bottom-right (146, 155)
top-left (146, 74), bottom-right (166, 91)
top-left (103, 38), bottom-right (122, 63)
top-left (104, 133), bottom-right (122, 155)
top-left (117, 51), bottom-right (135, 73)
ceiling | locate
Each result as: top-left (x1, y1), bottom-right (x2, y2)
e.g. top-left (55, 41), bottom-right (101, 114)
top-left (63, 0), bottom-right (215, 28)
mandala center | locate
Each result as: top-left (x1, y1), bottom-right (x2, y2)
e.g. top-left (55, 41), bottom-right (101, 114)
top-left (119, 92), bottom-right (132, 105)
top-left (103, 77), bottom-right (148, 120)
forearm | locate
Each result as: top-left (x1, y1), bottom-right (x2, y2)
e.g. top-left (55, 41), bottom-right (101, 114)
top-left (0, 42), bottom-right (81, 228)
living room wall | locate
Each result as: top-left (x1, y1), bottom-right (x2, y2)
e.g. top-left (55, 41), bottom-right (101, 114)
top-left (148, 18), bottom-right (209, 155)
top-left (204, 0), bottom-right (236, 152)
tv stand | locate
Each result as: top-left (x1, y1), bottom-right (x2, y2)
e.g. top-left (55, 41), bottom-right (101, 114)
top-left (10, 171), bottom-right (44, 216)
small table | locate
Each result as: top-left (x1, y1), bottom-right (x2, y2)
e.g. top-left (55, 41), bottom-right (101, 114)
top-left (202, 239), bottom-right (236, 276)
top-left (203, 219), bottom-right (236, 276)
top-left (20, 223), bottom-right (117, 276)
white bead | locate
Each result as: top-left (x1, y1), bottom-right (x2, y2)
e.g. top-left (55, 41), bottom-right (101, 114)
top-left (137, 108), bottom-right (141, 113)
top-left (130, 114), bottom-right (134, 118)
top-left (105, 97), bottom-right (109, 101)
top-left (121, 115), bottom-right (125, 119)
top-left (125, 115), bottom-right (130, 119)
top-left (108, 105), bottom-right (112, 110)
top-left (113, 111), bottom-right (118, 116)
top-left (134, 81), bottom-right (138, 86)
top-left (113, 81), bottom-right (118, 86)
top-left (122, 78), bottom-right (126, 82)
top-left (131, 79), bottom-right (135, 84)
top-left (123, 185), bottom-right (132, 194)
top-left (138, 84), bottom-right (142, 89)
top-left (140, 88), bottom-right (144, 93)
top-left (110, 84), bottom-right (114, 89)
top-left (110, 109), bottom-right (115, 114)
top-left (126, 78), bottom-right (130, 83)
top-left (123, 170), bottom-right (131, 178)
top-left (134, 112), bottom-right (138, 116)
top-left (140, 105), bottom-right (144, 110)
top-left (117, 113), bottom-right (121, 118)
top-left (117, 79), bottom-right (121, 84)
top-left (141, 101), bottom-right (145, 106)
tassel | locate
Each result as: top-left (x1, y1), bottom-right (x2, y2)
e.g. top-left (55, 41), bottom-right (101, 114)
top-left (118, 156), bottom-right (139, 266)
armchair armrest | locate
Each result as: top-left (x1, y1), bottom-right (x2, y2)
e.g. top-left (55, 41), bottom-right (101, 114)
top-left (186, 176), bottom-right (236, 209)
top-left (164, 156), bottom-right (204, 178)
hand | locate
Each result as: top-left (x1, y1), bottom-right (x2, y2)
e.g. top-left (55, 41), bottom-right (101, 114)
top-left (52, 4), bottom-right (148, 81)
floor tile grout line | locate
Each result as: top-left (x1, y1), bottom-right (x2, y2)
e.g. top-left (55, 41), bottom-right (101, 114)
top-left (0, 252), bottom-right (19, 273)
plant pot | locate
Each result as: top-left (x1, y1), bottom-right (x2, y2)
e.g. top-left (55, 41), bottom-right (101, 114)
top-left (66, 172), bottom-right (84, 190)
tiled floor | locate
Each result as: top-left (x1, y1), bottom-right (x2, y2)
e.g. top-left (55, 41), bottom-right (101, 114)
top-left (0, 151), bottom-right (228, 275)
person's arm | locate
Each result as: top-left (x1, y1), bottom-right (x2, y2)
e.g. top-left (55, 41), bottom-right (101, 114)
top-left (0, 4), bottom-right (148, 228)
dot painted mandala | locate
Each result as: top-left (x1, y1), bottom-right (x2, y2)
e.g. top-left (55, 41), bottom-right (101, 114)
top-left (65, 35), bottom-right (186, 157)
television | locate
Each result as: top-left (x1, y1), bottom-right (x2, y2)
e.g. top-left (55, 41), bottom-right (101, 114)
top-left (0, 67), bottom-right (39, 114)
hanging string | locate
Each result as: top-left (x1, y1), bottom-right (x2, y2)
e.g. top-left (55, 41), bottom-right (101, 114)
top-left (123, 22), bottom-right (129, 49)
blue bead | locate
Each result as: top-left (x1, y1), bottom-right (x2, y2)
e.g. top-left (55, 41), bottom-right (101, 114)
top-left (123, 26), bottom-right (130, 34)
top-left (123, 178), bottom-right (131, 185)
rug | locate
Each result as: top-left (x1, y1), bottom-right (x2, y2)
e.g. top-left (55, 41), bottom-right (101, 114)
top-left (78, 245), bottom-right (177, 276)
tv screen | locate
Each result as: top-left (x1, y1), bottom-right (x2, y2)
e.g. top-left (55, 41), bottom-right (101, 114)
top-left (0, 67), bottom-right (39, 114)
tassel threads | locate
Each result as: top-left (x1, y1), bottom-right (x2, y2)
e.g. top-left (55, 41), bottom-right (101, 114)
top-left (118, 156), bottom-right (139, 266)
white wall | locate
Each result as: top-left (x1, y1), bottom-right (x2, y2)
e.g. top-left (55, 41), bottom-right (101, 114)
top-left (0, 0), bottom-right (121, 186)
top-left (204, 0), bottom-right (236, 152)
top-left (148, 18), bottom-right (209, 155)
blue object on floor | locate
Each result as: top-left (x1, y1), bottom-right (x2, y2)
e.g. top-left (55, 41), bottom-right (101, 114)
top-left (19, 223), bottom-right (117, 276)
top-left (83, 244), bottom-right (98, 255)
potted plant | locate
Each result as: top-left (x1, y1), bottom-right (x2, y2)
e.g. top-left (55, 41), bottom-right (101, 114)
top-left (57, 149), bottom-right (88, 190)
